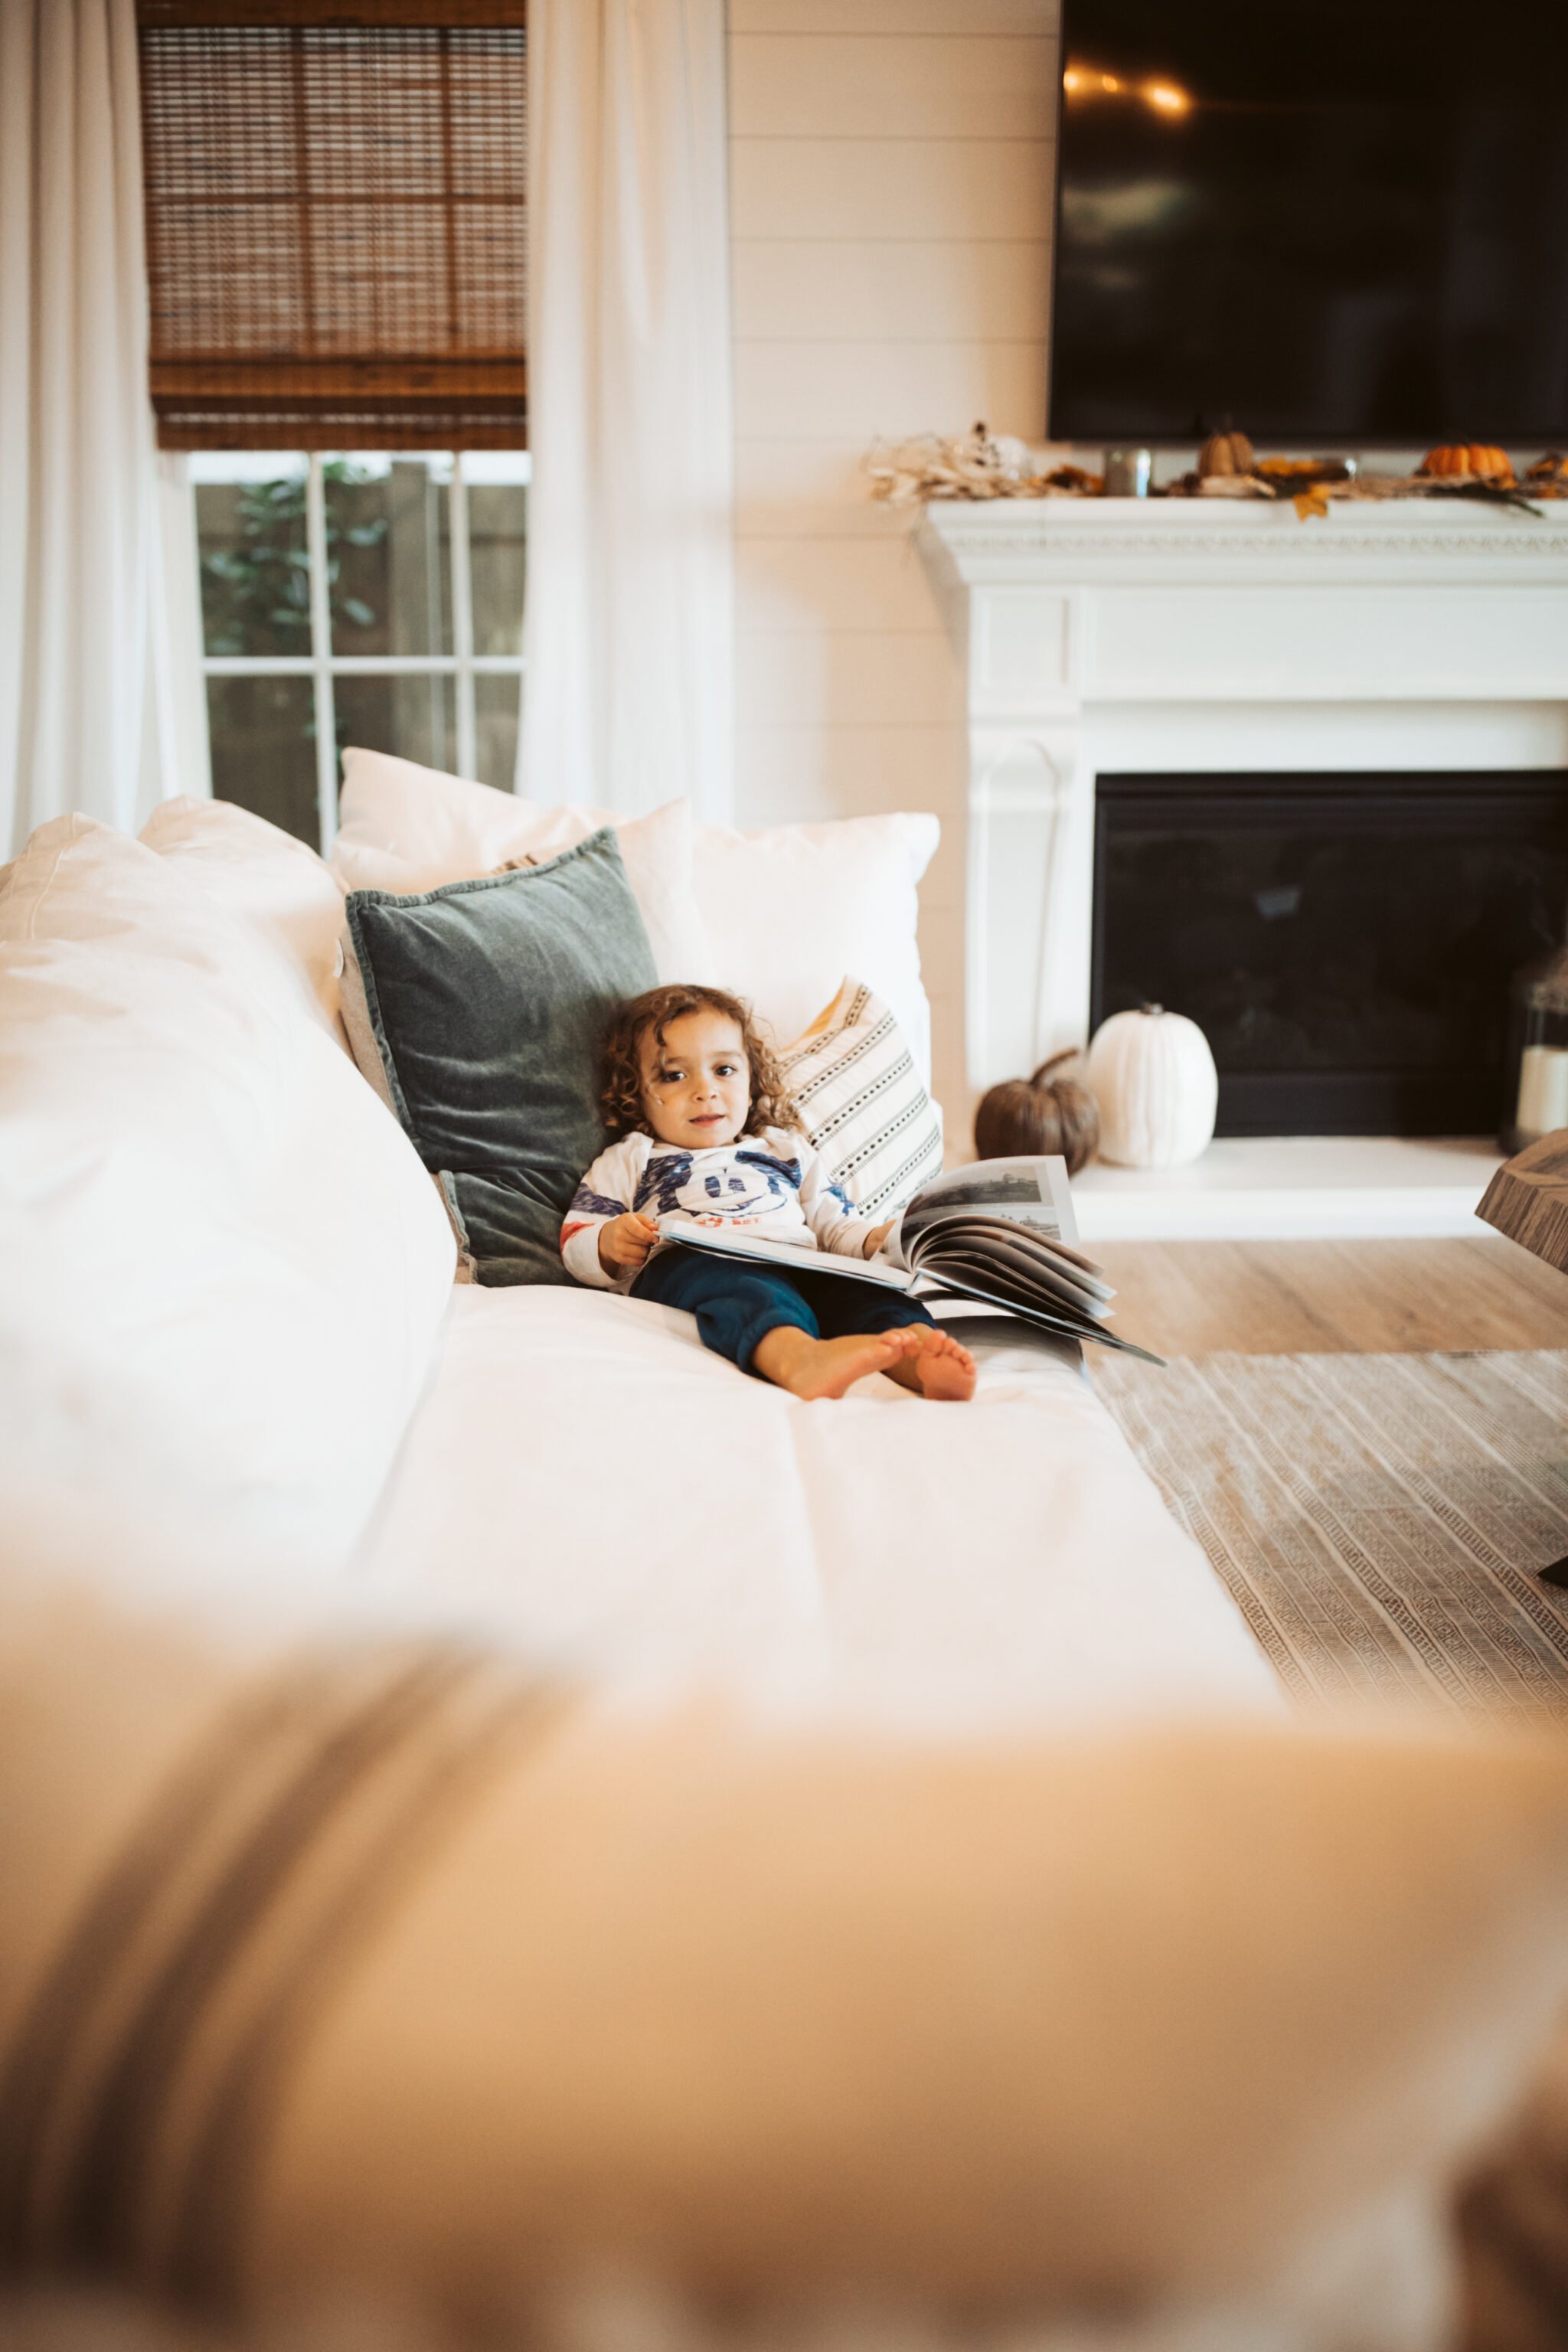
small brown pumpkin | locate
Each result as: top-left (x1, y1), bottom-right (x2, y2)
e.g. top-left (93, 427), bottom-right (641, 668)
top-left (1197, 429), bottom-right (1255, 479)
top-left (973, 1048), bottom-right (1099, 1174)
top-left (1419, 443), bottom-right (1514, 483)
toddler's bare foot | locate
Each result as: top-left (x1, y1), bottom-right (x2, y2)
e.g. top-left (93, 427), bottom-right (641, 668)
top-left (752, 1325), bottom-right (921, 1400)
top-left (883, 1324), bottom-right (978, 1402)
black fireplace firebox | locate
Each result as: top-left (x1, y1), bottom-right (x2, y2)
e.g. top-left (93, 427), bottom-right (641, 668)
top-left (1091, 773), bottom-right (1568, 1138)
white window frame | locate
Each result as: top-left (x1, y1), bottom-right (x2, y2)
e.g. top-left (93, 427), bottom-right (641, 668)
top-left (198, 450), bottom-right (526, 852)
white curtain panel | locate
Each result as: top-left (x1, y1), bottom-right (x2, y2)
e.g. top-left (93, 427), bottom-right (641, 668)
top-left (519, 0), bottom-right (735, 822)
top-left (0, 0), bottom-right (204, 858)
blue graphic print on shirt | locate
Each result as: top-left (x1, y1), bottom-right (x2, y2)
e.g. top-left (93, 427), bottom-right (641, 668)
top-left (734, 1146), bottom-right (805, 1195)
top-left (569, 1184), bottom-right (631, 1222)
top-left (632, 1153), bottom-right (694, 1218)
top-left (632, 1145), bottom-right (803, 1225)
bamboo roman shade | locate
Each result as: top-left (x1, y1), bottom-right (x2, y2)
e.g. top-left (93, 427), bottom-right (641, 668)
top-left (136, 2), bottom-right (527, 449)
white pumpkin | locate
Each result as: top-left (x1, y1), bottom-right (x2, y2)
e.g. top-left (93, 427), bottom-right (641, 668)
top-left (1086, 1004), bottom-right (1218, 1168)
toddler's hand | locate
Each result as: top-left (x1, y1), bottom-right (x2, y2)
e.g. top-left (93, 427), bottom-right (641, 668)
top-left (863, 1219), bottom-right (896, 1259)
top-left (599, 1211), bottom-right (660, 1274)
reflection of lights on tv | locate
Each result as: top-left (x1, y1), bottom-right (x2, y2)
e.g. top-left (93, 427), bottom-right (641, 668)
top-left (1063, 64), bottom-right (1191, 117)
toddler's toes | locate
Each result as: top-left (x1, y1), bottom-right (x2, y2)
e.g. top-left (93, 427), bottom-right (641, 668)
top-left (913, 1326), bottom-right (977, 1401)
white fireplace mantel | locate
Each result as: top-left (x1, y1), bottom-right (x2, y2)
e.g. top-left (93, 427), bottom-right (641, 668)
top-left (919, 498), bottom-right (1568, 1112)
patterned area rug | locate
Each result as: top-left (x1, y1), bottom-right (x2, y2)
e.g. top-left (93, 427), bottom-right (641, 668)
top-left (1092, 1348), bottom-right (1568, 1720)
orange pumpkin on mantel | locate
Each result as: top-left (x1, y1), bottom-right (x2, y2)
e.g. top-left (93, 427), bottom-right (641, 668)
top-left (1419, 443), bottom-right (1514, 483)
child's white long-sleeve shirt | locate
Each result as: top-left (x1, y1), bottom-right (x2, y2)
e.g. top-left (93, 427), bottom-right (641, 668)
top-left (561, 1127), bottom-right (878, 1291)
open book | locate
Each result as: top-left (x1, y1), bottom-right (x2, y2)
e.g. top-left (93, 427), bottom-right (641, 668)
top-left (657, 1155), bottom-right (1165, 1365)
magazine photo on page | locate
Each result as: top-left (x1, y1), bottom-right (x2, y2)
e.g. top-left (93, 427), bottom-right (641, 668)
top-left (656, 1155), bottom-right (1165, 1365)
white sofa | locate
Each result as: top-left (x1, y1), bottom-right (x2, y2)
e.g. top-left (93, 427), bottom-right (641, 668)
top-left (0, 789), bottom-right (1276, 1730)
top-left (11, 793), bottom-right (1568, 2350)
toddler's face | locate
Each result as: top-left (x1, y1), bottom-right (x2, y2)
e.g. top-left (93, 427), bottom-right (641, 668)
top-left (639, 1010), bottom-right (751, 1148)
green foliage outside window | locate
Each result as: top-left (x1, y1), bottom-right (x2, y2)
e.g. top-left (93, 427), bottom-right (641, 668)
top-left (200, 461), bottom-right (386, 658)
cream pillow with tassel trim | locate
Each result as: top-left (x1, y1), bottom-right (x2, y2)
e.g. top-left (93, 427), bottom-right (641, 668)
top-left (778, 978), bottom-right (943, 1220)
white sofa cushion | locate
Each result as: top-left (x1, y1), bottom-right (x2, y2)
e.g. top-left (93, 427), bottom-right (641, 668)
top-left (0, 817), bottom-right (455, 1566)
top-left (695, 810), bottom-right (939, 1083)
top-left (140, 794), bottom-right (349, 1041)
top-left (331, 750), bottom-right (939, 1089)
top-left (331, 748), bottom-right (714, 985)
top-left (779, 978), bottom-right (944, 1217)
top-left (361, 1285), bottom-right (1279, 1726)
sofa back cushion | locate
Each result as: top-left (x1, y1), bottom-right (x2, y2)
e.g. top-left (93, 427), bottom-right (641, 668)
top-left (0, 817), bottom-right (456, 1565)
top-left (331, 750), bottom-right (940, 1089)
top-left (332, 748), bottom-right (714, 985)
top-left (695, 812), bottom-right (940, 1085)
top-left (345, 829), bottom-right (658, 1286)
top-left (140, 795), bottom-right (350, 1042)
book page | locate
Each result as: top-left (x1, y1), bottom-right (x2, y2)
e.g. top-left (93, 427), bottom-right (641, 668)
top-left (919, 1232), bottom-right (1114, 1320)
top-left (892, 1155), bottom-right (1080, 1261)
top-left (926, 1215), bottom-right (1114, 1302)
top-left (655, 1220), bottom-right (913, 1290)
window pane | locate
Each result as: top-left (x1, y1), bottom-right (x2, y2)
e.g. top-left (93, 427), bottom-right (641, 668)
top-left (335, 672), bottom-right (457, 776)
top-left (325, 455), bottom-right (452, 658)
top-left (474, 673), bottom-right (521, 791)
top-left (469, 480), bottom-right (528, 655)
top-left (207, 675), bottom-right (317, 844)
top-left (194, 459), bottom-right (309, 658)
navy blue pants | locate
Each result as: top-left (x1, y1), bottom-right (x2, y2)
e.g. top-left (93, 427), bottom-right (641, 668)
top-left (632, 1245), bottom-right (936, 1377)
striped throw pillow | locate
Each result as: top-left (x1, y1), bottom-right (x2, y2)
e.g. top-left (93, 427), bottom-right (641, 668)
top-left (778, 978), bottom-right (944, 1219)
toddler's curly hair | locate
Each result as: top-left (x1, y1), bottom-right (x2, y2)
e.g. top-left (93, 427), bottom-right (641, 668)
top-left (601, 983), bottom-right (802, 1141)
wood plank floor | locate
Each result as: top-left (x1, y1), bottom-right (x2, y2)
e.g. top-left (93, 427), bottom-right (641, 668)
top-left (1093, 1234), bottom-right (1568, 1358)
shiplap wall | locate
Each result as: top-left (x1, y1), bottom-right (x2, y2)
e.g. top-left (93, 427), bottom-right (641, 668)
top-left (730, 0), bottom-right (1060, 1127)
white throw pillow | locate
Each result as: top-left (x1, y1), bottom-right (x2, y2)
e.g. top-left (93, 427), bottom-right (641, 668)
top-left (0, 817), bottom-right (455, 1566)
top-left (140, 793), bottom-right (349, 1041)
top-left (779, 978), bottom-right (943, 1218)
top-left (694, 811), bottom-right (939, 1086)
top-left (332, 753), bottom-right (941, 1095)
top-left (331, 748), bottom-right (714, 985)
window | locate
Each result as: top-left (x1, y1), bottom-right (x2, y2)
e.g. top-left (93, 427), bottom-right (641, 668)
top-left (194, 447), bottom-right (528, 849)
top-left (142, 5), bottom-right (530, 846)
top-left (138, 7), bottom-right (527, 452)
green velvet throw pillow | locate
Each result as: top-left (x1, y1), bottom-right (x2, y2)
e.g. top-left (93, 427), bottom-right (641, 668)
top-left (345, 828), bottom-right (658, 1285)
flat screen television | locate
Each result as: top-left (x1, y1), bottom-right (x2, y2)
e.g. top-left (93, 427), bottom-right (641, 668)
top-left (1050, 0), bottom-right (1568, 447)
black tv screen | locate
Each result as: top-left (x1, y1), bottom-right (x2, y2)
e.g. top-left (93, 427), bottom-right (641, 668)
top-left (1050, 0), bottom-right (1568, 447)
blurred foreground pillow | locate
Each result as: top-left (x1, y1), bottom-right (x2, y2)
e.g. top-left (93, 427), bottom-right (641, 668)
top-left (6, 1494), bottom-right (1568, 2352)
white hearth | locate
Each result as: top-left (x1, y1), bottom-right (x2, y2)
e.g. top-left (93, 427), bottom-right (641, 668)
top-left (1072, 1135), bottom-right (1501, 1244)
top-left (920, 498), bottom-right (1568, 1239)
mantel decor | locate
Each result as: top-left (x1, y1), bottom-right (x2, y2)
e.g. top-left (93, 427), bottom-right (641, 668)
top-left (868, 423), bottom-right (1568, 523)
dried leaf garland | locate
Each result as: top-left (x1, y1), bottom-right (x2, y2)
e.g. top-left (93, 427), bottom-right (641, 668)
top-left (864, 427), bottom-right (1560, 520)
top-left (865, 422), bottom-right (1086, 507)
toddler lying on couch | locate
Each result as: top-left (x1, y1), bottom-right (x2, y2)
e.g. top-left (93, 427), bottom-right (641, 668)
top-left (560, 984), bottom-right (975, 1402)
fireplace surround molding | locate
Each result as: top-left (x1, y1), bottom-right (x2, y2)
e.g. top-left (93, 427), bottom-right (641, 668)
top-left (919, 499), bottom-right (1568, 1106)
